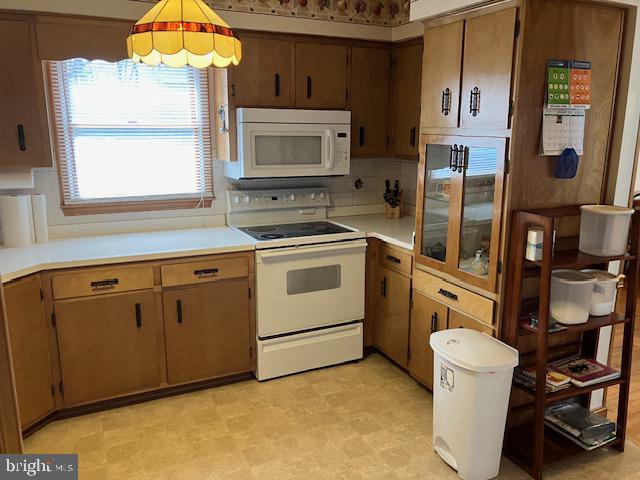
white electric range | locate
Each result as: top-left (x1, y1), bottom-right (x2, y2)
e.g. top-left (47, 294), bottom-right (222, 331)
top-left (227, 187), bottom-right (366, 381)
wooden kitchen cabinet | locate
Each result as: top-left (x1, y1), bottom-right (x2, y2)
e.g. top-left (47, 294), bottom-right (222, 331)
top-left (460, 8), bottom-right (517, 130)
top-left (231, 37), bottom-right (293, 107)
top-left (295, 43), bottom-right (348, 109)
top-left (0, 18), bottom-right (50, 168)
top-left (408, 291), bottom-right (448, 389)
top-left (350, 46), bottom-right (390, 157)
top-left (162, 278), bottom-right (252, 385)
top-left (54, 290), bottom-right (161, 405)
top-left (373, 265), bottom-right (411, 367)
top-left (390, 41), bottom-right (423, 159)
top-left (364, 239), bottom-right (381, 348)
top-left (3, 275), bottom-right (55, 428)
top-left (420, 21), bottom-right (463, 129)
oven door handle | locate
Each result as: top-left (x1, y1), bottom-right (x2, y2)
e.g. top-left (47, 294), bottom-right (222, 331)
top-left (256, 240), bottom-right (367, 263)
top-left (326, 129), bottom-right (335, 170)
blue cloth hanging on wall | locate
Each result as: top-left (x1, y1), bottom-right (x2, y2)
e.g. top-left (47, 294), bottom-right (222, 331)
top-left (555, 148), bottom-right (579, 179)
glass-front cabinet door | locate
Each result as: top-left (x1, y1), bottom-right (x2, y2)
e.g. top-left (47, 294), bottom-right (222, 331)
top-left (415, 135), bottom-right (506, 293)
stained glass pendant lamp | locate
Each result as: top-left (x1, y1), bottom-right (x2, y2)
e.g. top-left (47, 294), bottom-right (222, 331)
top-left (127, 0), bottom-right (242, 68)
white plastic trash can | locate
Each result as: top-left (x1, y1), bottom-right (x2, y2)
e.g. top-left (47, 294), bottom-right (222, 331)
top-left (430, 329), bottom-right (519, 480)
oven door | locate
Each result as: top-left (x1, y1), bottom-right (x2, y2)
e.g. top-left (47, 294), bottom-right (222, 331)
top-left (255, 239), bottom-right (366, 338)
top-left (239, 123), bottom-right (337, 177)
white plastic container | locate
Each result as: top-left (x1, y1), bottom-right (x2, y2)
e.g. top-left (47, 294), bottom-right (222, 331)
top-left (579, 205), bottom-right (633, 257)
top-left (430, 329), bottom-right (518, 480)
top-left (580, 269), bottom-right (621, 316)
top-left (550, 269), bottom-right (596, 324)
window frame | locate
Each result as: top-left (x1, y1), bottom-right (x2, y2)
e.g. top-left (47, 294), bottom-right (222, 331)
top-left (44, 60), bottom-right (216, 216)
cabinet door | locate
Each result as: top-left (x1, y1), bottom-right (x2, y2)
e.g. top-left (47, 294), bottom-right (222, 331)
top-left (162, 278), bottom-right (252, 385)
top-left (232, 37), bottom-right (293, 107)
top-left (295, 43), bottom-right (348, 109)
top-left (0, 19), bottom-right (49, 168)
top-left (421, 21), bottom-right (463, 129)
top-left (391, 42), bottom-right (423, 158)
top-left (350, 47), bottom-right (390, 157)
top-left (448, 310), bottom-right (493, 335)
top-left (408, 292), bottom-right (448, 388)
top-left (460, 8), bottom-right (516, 130)
top-left (374, 267), bottom-right (411, 367)
top-left (55, 291), bottom-right (161, 405)
top-left (4, 276), bottom-right (55, 428)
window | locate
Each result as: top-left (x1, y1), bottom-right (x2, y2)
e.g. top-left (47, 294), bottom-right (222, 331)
top-left (46, 59), bottom-right (214, 214)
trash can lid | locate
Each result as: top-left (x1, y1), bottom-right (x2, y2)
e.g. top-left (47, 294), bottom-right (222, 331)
top-left (429, 329), bottom-right (519, 372)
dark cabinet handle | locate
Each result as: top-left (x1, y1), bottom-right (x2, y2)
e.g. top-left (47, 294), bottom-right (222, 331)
top-left (135, 303), bottom-right (142, 328)
top-left (431, 312), bottom-right (438, 333)
top-left (385, 255), bottom-right (401, 264)
top-left (409, 126), bottom-right (416, 147)
top-left (438, 288), bottom-right (458, 301)
top-left (306, 76), bottom-right (312, 99)
top-left (470, 87), bottom-right (481, 117)
top-left (275, 73), bottom-right (280, 97)
top-left (441, 88), bottom-right (451, 116)
top-left (381, 277), bottom-right (387, 298)
top-left (17, 124), bottom-right (26, 151)
top-left (359, 126), bottom-right (364, 147)
top-left (90, 278), bottom-right (119, 289)
top-left (177, 300), bottom-right (183, 324)
top-left (194, 268), bottom-right (219, 277)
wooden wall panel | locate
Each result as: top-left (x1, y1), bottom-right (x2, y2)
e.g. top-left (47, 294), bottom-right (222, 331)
top-left (509, 0), bottom-right (623, 211)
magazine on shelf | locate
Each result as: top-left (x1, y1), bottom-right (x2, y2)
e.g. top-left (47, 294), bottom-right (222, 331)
top-left (545, 422), bottom-right (617, 451)
top-left (550, 355), bottom-right (621, 387)
top-left (514, 367), bottom-right (571, 392)
top-left (545, 400), bottom-right (617, 444)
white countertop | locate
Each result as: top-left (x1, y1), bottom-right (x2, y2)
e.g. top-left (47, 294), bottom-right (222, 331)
top-left (0, 227), bottom-right (254, 284)
top-left (0, 214), bottom-right (416, 283)
top-left (332, 214), bottom-right (415, 251)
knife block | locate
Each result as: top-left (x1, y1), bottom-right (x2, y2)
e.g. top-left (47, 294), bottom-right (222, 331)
top-left (384, 193), bottom-right (403, 219)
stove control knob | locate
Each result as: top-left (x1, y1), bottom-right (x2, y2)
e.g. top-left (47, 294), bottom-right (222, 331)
top-left (319, 191), bottom-right (326, 200)
top-left (243, 196), bottom-right (251, 204)
top-left (289, 194), bottom-right (296, 201)
top-left (310, 192), bottom-right (317, 200)
top-left (233, 196), bottom-right (240, 205)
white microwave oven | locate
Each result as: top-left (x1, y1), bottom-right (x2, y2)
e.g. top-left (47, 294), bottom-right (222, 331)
top-left (224, 108), bottom-right (351, 179)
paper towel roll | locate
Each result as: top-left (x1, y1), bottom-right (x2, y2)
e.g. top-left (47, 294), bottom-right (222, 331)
top-left (31, 193), bottom-right (48, 243)
top-left (0, 195), bottom-right (34, 247)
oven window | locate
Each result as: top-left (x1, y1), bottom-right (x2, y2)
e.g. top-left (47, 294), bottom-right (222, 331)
top-left (255, 135), bottom-right (322, 166)
top-left (287, 265), bottom-right (341, 295)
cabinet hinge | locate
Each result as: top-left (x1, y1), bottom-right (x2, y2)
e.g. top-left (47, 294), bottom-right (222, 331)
top-left (50, 384), bottom-right (54, 397)
top-left (51, 312), bottom-right (56, 328)
top-left (508, 100), bottom-right (514, 117)
top-left (230, 84), bottom-right (236, 97)
top-left (505, 158), bottom-right (510, 175)
top-left (514, 19), bottom-right (520, 38)
top-left (497, 260), bottom-right (503, 274)
top-left (248, 287), bottom-right (252, 299)
top-left (58, 382), bottom-right (64, 396)
top-left (40, 288), bottom-right (44, 302)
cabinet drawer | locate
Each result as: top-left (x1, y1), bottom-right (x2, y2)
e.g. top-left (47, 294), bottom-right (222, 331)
top-left (161, 257), bottom-right (249, 287)
top-left (413, 270), bottom-right (494, 326)
top-left (378, 244), bottom-right (412, 276)
top-left (52, 266), bottom-right (154, 300)
top-left (449, 311), bottom-right (494, 335)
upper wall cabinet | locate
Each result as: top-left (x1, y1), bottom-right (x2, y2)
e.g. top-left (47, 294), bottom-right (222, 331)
top-left (350, 46), bottom-right (391, 157)
top-left (0, 18), bottom-right (50, 168)
top-left (231, 37), bottom-right (293, 108)
top-left (421, 8), bottom-right (517, 132)
top-left (390, 41), bottom-right (423, 159)
top-left (295, 43), bottom-right (348, 109)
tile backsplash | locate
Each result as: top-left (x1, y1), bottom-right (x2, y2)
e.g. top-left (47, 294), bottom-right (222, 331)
top-left (0, 157), bottom-right (417, 238)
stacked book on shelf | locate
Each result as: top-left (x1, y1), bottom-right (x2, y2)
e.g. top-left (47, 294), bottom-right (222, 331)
top-left (550, 355), bottom-right (621, 387)
top-left (545, 400), bottom-right (617, 450)
top-left (514, 366), bottom-right (571, 393)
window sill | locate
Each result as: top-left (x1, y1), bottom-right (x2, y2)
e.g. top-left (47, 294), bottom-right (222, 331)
top-left (61, 198), bottom-right (214, 216)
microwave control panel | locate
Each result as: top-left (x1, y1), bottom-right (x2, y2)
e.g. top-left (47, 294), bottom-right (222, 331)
top-left (335, 131), bottom-right (350, 171)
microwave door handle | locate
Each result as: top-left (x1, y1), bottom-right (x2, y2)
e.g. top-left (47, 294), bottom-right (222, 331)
top-left (326, 129), bottom-right (335, 170)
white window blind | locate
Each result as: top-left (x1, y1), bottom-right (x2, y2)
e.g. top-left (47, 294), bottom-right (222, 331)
top-left (47, 59), bottom-right (213, 210)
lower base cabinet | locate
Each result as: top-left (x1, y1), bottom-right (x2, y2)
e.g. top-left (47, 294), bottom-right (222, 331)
top-left (162, 278), bottom-right (252, 385)
top-left (55, 290), bottom-right (161, 405)
top-left (408, 291), bottom-right (448, 388)
top-left (374, 266), bottom-right (411, 367)
top-left (4, 275), bottom-right (55, 428)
